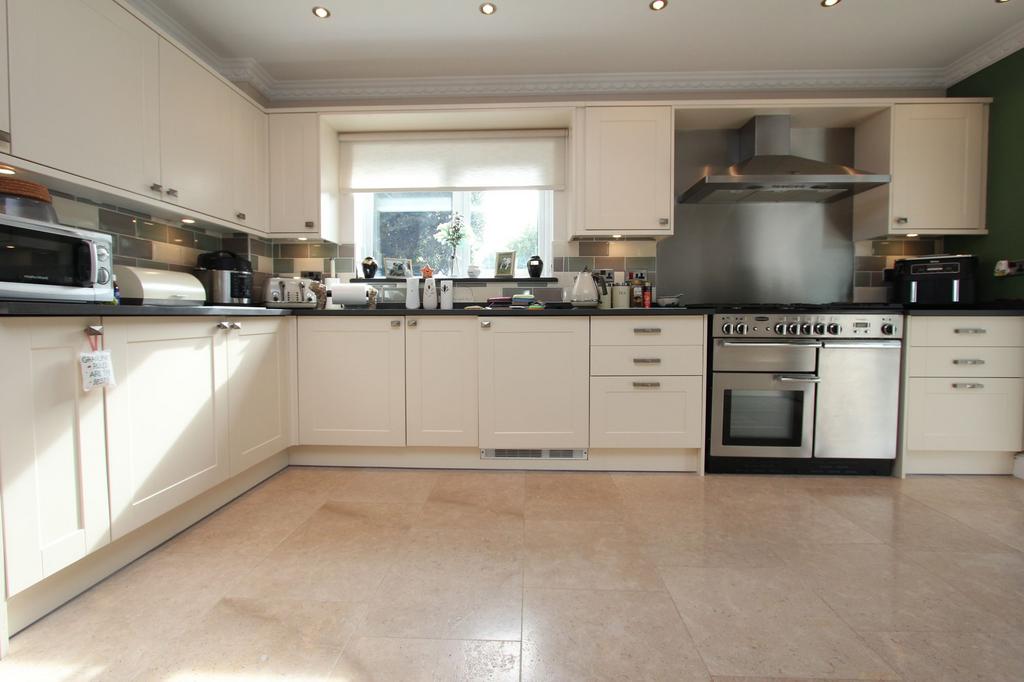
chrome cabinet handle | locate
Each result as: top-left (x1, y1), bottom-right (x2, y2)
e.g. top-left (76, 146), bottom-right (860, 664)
top-left (895, 217), bottom-right (910, 224)
top-left (304, 221), bottom-right (315, 229)
top-left (954, 328), bottom-right (987, 335)
top-left (235, 212), bottom-right (246, 220)
top-left (407, 319), bottom-right (418, 327)
top-left (632, 381), bottom-right (661, 388)
top-left (229, 322), bottom-right (242, 330)
top-left (952, 382), bottom-right (984, 389)
top-left (216, 321), bottom-right (231, 330)
top-left (85, 325), bottom-right (104, 336)
top-left (633, 358), bottom-right (662, 364)
top-left (633, 327), bottom-right (661, 335)
top-left (390, 320), bottom-right (401, 328)
top-left (952, 359), bottom-right (985, 365)
top-left (165, 188), bottom-right (179, 198)
top-left (481, 320), bottom-right (492, 328)
top-left (775, 375), bottom-right (821, 383)
top-left (149, 183), bottom-right (163, 192)
top-left (658, 218), bottom-right (670, 225)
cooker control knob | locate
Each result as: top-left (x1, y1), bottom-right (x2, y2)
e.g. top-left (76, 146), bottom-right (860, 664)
top-left (774, 323), bottom-right (786, 335)
top-left (721, 323), bottom-right (734, 335)
top-left (880, 323), bottom-right (895, 336)
top-left (96, 268), bottom-right (110, 285)
top-left (827, 323), bottom-right (842, 335)
top-left (787, 323), bottom-right (800, 335)
top-left (735, 323), bottom-right (748, 335)
top-left (800, 323), bottom-right (813, 335)
top-left (814, 322), bottom-right (826, 335)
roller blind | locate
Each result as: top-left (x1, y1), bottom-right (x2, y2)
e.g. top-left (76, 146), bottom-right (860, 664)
top-left (338, 129), bottom-right (567, 192)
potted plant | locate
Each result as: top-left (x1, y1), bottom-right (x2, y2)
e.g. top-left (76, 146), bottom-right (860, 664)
top-left (435, 212), bottom-right (468, 277)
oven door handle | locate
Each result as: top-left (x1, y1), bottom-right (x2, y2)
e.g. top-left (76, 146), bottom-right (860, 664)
top-left (719, 341), bottom-right (822, 348)
top-left (774, 374), bottom-right (821, 383)
top-left (821, 340), bottom-right (902, 350)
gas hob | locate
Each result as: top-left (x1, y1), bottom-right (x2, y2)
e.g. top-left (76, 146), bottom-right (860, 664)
top-left (712, 307), bottom-right (904, 340)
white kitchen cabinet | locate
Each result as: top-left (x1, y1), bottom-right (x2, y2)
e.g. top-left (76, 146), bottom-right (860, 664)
top-left (854, 103), bottom-right (988, 239)
top-left (905, 378), bottom-right (1024, 452)
top-left (231, 97), bottom-right (269, 231)
top-left (7, 0), bottom-right (161, 199)
top-left (0, 0), bottom-right (10, 144)
top-left (0, 318), bottom-right (110, 597)
top-left (159, 39), bottom-right (234, 220)
top-left (590, 376), bottom-right (703, 449)
top-left (226, 317), bottom-right (295, 476)
top-left (104, 318), bottom-right (230, 540)
top-left (478, 316), bottom-right (590, 449)
top-left (406, 316), bottom-right (479, 447)
top-left (577, 106), bottom-right (674, 237)
top-left (297, 317), bottom-right (406, 446)
top-left (269, 113), bottom-right (341, 241)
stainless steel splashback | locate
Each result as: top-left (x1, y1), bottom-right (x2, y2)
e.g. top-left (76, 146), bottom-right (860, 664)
top-left (658, 128), bottom-right (855, 304)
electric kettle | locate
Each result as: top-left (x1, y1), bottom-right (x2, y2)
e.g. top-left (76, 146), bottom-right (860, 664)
top-left (570, 266), bottom-right (604, 307)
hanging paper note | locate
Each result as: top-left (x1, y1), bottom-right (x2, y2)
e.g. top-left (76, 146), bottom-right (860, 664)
top-left (80, 350), bottom-right (115, 391)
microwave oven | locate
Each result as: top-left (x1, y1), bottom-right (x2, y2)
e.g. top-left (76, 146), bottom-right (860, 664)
top-left (0, 214), bottom-right (114, 303)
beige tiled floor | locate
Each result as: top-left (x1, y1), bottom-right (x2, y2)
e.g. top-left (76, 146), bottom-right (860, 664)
top-left (2, 468), bottom-right (1024, 681)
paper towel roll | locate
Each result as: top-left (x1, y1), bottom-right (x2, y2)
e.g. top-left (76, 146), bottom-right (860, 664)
top-left (330, 283), bottom-right (370, 306)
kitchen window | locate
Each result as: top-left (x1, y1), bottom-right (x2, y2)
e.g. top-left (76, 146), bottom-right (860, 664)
top-left (342, 129), bottom-right (565, 277)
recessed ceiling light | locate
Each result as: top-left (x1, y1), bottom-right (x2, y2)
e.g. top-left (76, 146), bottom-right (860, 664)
top-left (312, 6), bottom-right (330, 19)
top-left (821, 0), bottom-right (841, 6)
top-left (612, 234), bottom-right (623, 239)
top-left (996, 0), bottom-right (1010, 4)
top-left (0, 167), bottom-right (15, 176)
top-left (479, 2), bottom-right (497, 15)
top-left (650, 0), bottom-right (668, 10)
top-left (905, 233), bottom-right (919, 238)
top-left (181, 218), bottom-right (196, 224)
top-left (297, 237), bottom-right (308, 241)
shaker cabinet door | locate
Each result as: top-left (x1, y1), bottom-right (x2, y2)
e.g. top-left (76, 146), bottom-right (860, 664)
top-left (406, 316), bottom-right (479, 447)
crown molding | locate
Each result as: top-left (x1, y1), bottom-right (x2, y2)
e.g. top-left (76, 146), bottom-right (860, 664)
top-left (943, 17), bottom-right (1024, 86)
top-left (123, 0), bottom-right (1024, 103)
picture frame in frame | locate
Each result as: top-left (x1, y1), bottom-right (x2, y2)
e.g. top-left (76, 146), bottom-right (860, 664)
top-left (383, 257), bottom-right (412, 278)
top-left (494, 251), bottom-right (516, 278)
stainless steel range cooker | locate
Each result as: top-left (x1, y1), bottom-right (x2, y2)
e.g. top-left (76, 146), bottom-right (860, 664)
top-left (707, 308), bottom-right (904, 472)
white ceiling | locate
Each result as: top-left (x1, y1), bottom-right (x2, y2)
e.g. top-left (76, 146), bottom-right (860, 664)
top-left (129, 0), bottom-right (1024, 102)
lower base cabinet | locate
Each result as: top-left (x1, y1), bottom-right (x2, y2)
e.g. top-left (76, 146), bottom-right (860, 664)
top-left (105, 318), bottom-right (230, 540)
top-left (590, 376), bottom-right (703, 448)
top-left (0, 318), bottom-right (111, 597)
top-left (905, 377), bottom-right (1024, 452)
top-left (478, 316), bottom-right (590, 449)
top-left (406, 316), bottom-right (478, 447)
top-left (297, 316), bottom-right (407, 446)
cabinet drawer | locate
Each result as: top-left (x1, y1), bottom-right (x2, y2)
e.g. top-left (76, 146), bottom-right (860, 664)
top-left (591, 317), bottom-right (703, 346)
top-left (910, 316), bottom-right (1024, 348)
top-left (591, 345), bottom-right (703, 376)
top-left (907, 346), bottom-right (1024, 378)
top-left (589, 376), bottom-right (703, 449)
top-left (906, 377), bottom-right (1024, 452)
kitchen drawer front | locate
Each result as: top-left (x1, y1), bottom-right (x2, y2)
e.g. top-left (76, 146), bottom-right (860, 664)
top-left (906, 377), bottom-right (1024, 452)
top-left (910, 316), bottom-right (1024, 348)
top-left (589, 376), bottom-right (703, 448)
top-left (591, 345), bottom-right (704, 376)
top-left (591, 317), bottom-right (703, 346)
top-left (907, 346), bottom-right (1024, 378)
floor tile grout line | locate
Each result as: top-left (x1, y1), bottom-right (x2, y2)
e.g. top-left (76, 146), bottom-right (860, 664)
top-left (655, 562), bottom-right (716, 681)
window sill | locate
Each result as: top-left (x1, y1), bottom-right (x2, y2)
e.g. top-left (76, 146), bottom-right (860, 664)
top-left (350, 277), bottom-right (559, 284)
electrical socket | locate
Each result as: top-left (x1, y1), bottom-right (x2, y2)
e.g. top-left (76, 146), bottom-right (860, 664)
top-left (994, 259), bottom-right (1024, 277)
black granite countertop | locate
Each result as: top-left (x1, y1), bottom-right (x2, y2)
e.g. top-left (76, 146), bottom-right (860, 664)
top-left (294, 306), bottom-right (712, 316)
top-left (0, 302), bottom-right (291, 317)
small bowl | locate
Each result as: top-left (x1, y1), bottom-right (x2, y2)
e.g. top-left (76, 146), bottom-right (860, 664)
top-left (656, 296), bottom-right (679, 307)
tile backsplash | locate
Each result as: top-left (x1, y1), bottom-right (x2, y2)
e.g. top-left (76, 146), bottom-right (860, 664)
top-left (853, 237), bottom-right (943, 302)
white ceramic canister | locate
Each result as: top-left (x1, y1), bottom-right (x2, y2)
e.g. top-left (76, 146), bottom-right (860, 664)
top-left (405, 277), bottom-right (421, 309)
top-left (612, 284), bottom-right (631, 309)
top-left (422, 278), bottom-right (438, 309)
top-left (439, 280), bottom-right (454, 310)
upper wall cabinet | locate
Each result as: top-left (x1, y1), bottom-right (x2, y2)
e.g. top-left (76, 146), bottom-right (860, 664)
top-left (575, 106), bottom-right (674, 238)
top-left (268, 113), bottom-right (340, 242)
top-left (0, 0), bottom-right (11, 147)
top-left (854, 103), bottom-right (989, 240)
top-left (159, 40), bottom-right (234, 221)
top-left (231, 97), bottom-right (270, 232)
top-left (8, 0), bottom-right (162, 200)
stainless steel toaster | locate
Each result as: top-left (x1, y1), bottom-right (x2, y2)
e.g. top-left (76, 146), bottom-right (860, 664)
top-left (264, 277), bottom-right (318, 308)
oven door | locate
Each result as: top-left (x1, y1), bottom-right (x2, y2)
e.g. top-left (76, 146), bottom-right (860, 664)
top-left (710, 372), bottom-right (818, 458)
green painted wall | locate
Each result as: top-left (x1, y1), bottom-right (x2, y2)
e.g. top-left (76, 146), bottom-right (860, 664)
top-left (946, 48), bottom-right (1024, 301)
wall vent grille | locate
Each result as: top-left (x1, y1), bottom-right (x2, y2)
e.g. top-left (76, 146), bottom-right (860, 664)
top-left (482, 448), bottom-right (588, 460)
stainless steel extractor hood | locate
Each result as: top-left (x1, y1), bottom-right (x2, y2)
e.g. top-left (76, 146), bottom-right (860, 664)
top-left (678, 115), bottom-right (890, 204)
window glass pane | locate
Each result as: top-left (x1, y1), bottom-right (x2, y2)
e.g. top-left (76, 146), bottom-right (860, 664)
top-left (374, 192), bottom-right (452, 274)
top-left (723, 389), bottom-right (805, 447)
top-left (467, 190), bottom-right (540, 276)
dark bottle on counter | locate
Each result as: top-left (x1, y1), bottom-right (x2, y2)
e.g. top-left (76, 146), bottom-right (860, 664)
top-left (643, 284), bottom-right (652, 308)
